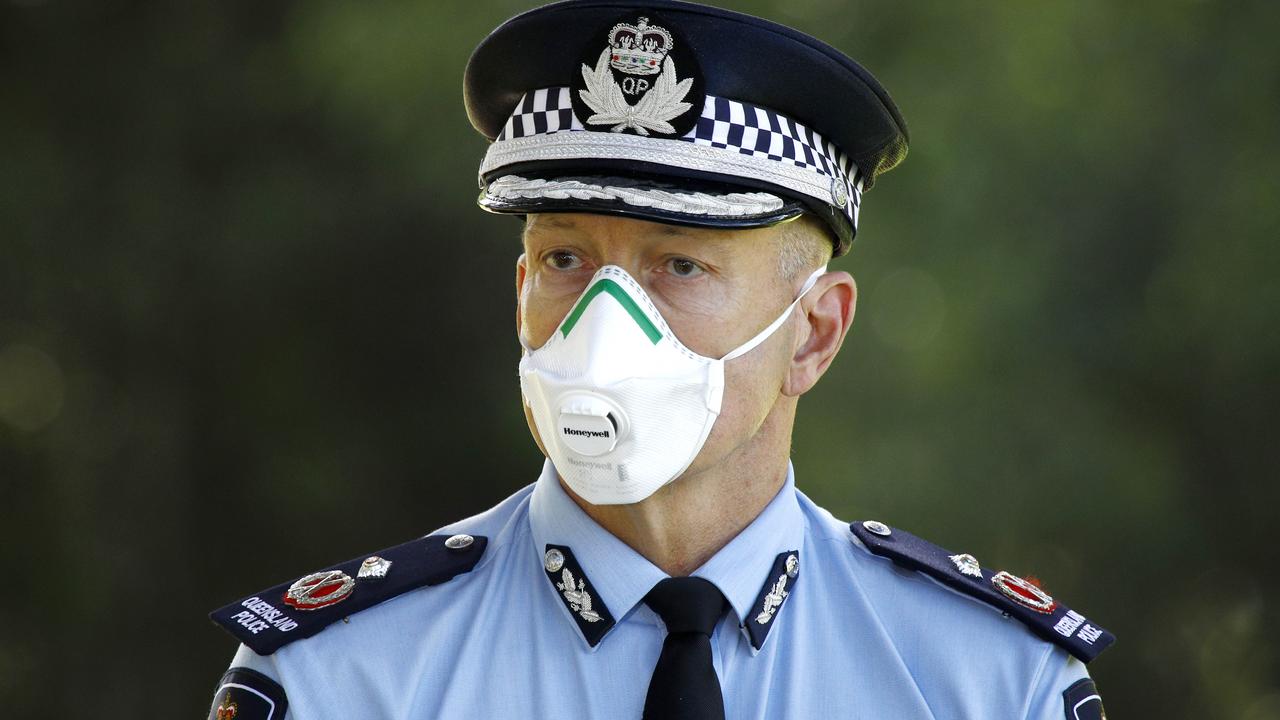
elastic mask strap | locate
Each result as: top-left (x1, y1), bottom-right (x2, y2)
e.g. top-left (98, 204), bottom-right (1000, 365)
top-left (721, 266), bottom-right (827, 362)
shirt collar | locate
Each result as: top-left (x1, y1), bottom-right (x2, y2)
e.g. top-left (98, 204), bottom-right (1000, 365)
top-left (690, 462), bottom-right (805, 630)
top-left (528, 459), bottom-right (806, 650)
top-left (529, 459), bottom-right (667, 649)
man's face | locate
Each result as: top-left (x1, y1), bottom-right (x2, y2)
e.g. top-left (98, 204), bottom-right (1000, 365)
top-left (516, 212), bottom-right (813, 484)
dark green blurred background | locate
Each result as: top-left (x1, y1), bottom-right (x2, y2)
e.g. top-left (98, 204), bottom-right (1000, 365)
top-left (2, 0), bottom-right (1277, 717)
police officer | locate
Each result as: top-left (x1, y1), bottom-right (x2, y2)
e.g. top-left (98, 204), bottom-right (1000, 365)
top-left (208, 2), bottom-right (1113, 718)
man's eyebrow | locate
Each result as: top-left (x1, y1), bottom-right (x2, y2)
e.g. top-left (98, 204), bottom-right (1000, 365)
top-left (654, 224), bottom-right (698, 237)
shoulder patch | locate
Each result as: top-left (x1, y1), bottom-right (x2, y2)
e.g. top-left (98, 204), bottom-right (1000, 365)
top-left (209, 667), bottom-right (288, 720)
top-left (850, 520), bottom-right (1115, 663)
top-left (210, 533), bottom-right (487, 655)
top-left (1062, 678), bottom-right (1106, 719)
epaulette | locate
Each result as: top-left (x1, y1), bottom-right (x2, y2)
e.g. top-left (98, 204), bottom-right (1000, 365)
top-left (210, 533), bottom-right (487, 655)
top-left (850, 520), bottom-right (1114, 663)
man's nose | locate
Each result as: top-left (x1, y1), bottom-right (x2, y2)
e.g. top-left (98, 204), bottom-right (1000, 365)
top-left (570, 261), bottom-right (653, 296)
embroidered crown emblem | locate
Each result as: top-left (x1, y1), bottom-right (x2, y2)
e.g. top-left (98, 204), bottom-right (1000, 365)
top-left (579, 15), bottom-right (693, 136)
top-left (608, 17), bottom-right (672, 75)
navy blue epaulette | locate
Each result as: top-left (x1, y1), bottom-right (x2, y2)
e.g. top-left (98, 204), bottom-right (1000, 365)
top-left (850, 520), bottom-right (1114, 663)
top-left (210, 533), bottom-right (487, 655)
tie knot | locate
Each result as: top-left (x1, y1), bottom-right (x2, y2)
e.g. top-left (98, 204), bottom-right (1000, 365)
top-left (644, 577), bottom-right (727, 635)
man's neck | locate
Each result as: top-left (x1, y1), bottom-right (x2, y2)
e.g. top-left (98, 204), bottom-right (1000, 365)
top-left (560, 402), bottom-right (795, 577)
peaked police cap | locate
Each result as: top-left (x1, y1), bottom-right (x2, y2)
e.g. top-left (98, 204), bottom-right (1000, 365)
top-left (464, 0), bottom-right (908, 256)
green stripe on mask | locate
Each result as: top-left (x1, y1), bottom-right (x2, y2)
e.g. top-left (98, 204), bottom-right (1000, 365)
top-left (560, 279), bottom-right (663, 344)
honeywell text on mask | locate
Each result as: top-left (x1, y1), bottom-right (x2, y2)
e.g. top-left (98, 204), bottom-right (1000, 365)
top-left (562, 427), bottom-right (612, 438)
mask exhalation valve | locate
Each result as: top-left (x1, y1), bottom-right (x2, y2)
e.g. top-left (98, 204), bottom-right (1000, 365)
top-left (556, 392), bottom-right (626, 457)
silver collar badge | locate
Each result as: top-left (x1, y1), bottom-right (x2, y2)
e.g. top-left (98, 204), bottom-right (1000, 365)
top-left (756, 554), bottom-right (799, 625)
top-left (556, 568), bottom-right (603, 623)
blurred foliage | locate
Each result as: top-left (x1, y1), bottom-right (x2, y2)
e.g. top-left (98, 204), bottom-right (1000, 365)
top-left (1, 0), bottom-right (1277, 717)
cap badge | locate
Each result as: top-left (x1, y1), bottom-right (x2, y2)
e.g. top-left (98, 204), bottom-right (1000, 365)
top-left (573, 14), bottom-right (704, 138)
top-left (949, 553), bottom-right (982, 578)
top-left (991, 570), bottom-right (1058, 614)
top-left (282, 569), bottom-right (355, 611)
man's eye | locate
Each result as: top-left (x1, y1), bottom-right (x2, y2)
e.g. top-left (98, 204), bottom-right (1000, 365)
top-left (546, 251), bottom-right (583, 270)
top-left (667, 257), bottom-right (703, 277)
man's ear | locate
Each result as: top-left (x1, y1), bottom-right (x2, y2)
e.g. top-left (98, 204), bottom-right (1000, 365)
top-left (783, 271), bottom-right (856, 397)
top-left (515, 253), bottom-right (528, 338)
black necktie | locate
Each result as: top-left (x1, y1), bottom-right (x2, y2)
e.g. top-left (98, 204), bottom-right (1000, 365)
top-left (642, 577), bottom-right (729, 720)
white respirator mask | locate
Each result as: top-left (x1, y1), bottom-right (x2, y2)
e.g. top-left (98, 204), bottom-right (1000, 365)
top-left (518, 263), bottom-right (826, 505)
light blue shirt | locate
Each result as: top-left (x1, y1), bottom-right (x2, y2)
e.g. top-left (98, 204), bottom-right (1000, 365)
top-left (226, 460), bottom-right (1093, 718)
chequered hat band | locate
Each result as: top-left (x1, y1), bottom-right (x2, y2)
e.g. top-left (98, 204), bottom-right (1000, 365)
top-left (480, 87), bottom-right (862, 229)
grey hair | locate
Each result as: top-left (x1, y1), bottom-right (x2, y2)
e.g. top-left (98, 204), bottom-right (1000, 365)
top-left (775, 213), bottom-right (834, 281)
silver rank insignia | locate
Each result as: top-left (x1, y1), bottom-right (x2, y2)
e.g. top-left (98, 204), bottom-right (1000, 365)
top-left (949, 553), bottom-right (982, 578)
top-left (357, 555), bottom-right (392, 581)
top-left (282, 569), bottom-right (355, 611)
top-left (992, 570), bottom-right (1058, 614)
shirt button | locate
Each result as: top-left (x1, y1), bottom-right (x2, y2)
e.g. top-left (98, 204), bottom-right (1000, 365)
top-left (862, 520), bottom-right (892, 537)
top-left (544, 548), bottom-right (565, 573)
top-left (445, 534), bottom-right (475, 551)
